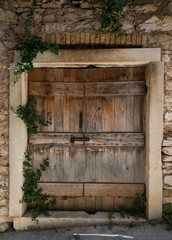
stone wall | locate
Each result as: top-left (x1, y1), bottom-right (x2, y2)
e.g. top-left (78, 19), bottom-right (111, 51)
top-left (0, 0), bottom-right (172, 230)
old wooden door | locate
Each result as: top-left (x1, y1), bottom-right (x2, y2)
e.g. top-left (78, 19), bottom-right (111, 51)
top-left (29, 67), bottom-right (146, 211)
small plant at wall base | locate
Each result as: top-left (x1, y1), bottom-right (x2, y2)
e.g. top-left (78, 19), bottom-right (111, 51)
top-left (20, 147), bottom-right (56, 222)
top-left (119, 191), bottom-right (147, 220)
top-left (107, 210), bottom-right (114, 230)
top-left (11, 97), bottom-right (52, 134)
top-left (163, 203), bottom-right (172, 231)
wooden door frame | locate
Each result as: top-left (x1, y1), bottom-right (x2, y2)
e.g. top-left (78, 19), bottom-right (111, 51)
top-left (9, 49), bottom-right (164, 225)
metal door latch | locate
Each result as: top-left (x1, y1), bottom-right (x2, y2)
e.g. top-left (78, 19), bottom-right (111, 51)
top-left (70, 136), bottom-right (90, 143)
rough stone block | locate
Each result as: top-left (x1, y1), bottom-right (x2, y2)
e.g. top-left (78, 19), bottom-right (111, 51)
top-left (162, 162), bottom-right (172, 174)
top-left (42, 2), bottom-right (62, 8)
top-left (0, 222), bottom-right (10, 233)
top-left (80, 2), bottom-right (90, 9)
top-left (164, 188), bottom-right (172, 197)
top-left (163, 155), bottom-right (172, 162)
top-left (162, 147), bottom-right (172, 155)
top-left (164, 176), bottom-right (172, 186)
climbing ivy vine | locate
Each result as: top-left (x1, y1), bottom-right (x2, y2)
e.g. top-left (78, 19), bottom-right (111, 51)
top-left (11, 97), bottom-right (52, 134)
top-left (20, 147), bottom-right (56, 222)
top-left (10, 0), bottom-right (59, 85)
top-left (99, 0), bottom-right (162, 35)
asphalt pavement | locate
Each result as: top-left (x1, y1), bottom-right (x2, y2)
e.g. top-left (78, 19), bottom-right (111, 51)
top-left (0, 223), bottom-right (172, 240)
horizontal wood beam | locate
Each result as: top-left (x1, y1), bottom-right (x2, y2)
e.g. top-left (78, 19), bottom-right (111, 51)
top-left (37, 183), bottom-right (145, 198)
top-left (38, 183), bottom-right (83, 197)
top-left (84, 183), bottom-right (145, 197)
top-left (29, 82), bottom-right (146, 96)
top-left (29, 133), bottom-right (145, 146)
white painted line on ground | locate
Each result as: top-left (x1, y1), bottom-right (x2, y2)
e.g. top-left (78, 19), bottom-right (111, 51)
top-left (73, 233), bottom-right (134, 239)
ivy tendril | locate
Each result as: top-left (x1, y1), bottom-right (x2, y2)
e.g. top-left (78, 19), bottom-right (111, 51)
top-left (20, 147), bottom-right (56, 222)
top-left (11, 97), bottom-right (52, 134)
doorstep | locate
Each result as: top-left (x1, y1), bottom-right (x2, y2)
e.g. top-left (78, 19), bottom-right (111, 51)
top-left (13, 211), bottom-right (147, 231)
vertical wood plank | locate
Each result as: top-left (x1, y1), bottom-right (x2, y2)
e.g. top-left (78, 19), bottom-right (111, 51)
top-left (114, 147), bottom-right (127, 183)
top-left (74, 147), bottom-right (85, 182)
top-left (64, 69), bottom-right (75, 83)
top-left (114, 97), bottom-right (127, 132)
top-left (55, 69), bottom-right (64, 82)
top-left (85, 197), bottom-right (96, 212)
top-left (101, 197), bottom-right (114, 211)
top-left (85, 147), bottom-right (96, 182)
top-left (85, 97), bottom-right (96, 132)
top-left (34, 96), bottom-right (45, 132)
top-left (126, 96), bottom-right (134, 132)
top-left (86, 69), bottom-right (102, 82)
top-left (45, 69), bottom-right (55, 82)
top-left (95, 148), bottom-right (103, 182)
top-left (102, 97), bottom-right (114, 132)
top-left (133, 96), bottom-right (141, 132)
top-left (28, 68), bottom-right (45, 82)
top-left (54, 96), bottom-right (63, 132)
top-left (96, 97), bottom-right (103, 132)
top-left (69, 97), bottom-right (84, 132)
top-left (102, 148), bottom-right (115, 182)
top-left (63, 97), bottom-right (69, 132)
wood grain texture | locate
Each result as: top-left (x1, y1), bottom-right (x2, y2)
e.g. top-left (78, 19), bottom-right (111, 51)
top-left (29, 67), bottom-right (146, 210)
top-left (84, 183), bottom-right (145, 197)
top-left (38, 183), bottom-right (83, 196)
top-left (29, 82), bottom-right (84, 96)
top-left (29, 133), bottom-right (144, 146)
top-left (29, 82), bottom-right (146, 96)
top-left (85, 82), bottom-right (146, 96)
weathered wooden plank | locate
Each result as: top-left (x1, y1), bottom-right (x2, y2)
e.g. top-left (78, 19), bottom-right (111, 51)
top-left (37, 183), bottom-right (83, 196)
top-left (75, 69), bottom-right (86, 83)
top-left (46, 96), bottom-right (54, 132)
top-left (114, 147), bottom-right (127, 183)
top-left (63, 97), bottom-right (69, 132)
top-left (95, 97), bottom-right (103, 131)
top-left (51, 147), bottom-right (64, 181)
top-left (85, 197), bottom-right (96, 212)
top-left (114, 146), bottom-right (145, 183)
top-left (69, 97), bottom-right (84, 132)
top-left (133, 96), bottom-right (142, 131)
top-left (126, 96), bottom-right (134, 131)
top-left (115, 197), bottom-right (135, 211)
top-left (73, 147), bottom-right (85, 182)
top-left (102, 97), bottom-right (114, 131)
top-left (85, 82), bottom-right (146, 96)
top-left (86, 69), bottom-right (102, 82)
top-left (101, 67), bottom-right (146, 82)
top-left (29, 133), bottom-right (84, 145)
top-left (29, 82), bottom-right (84, 96)
top-left (85, 97), bottom-right (96, 132)
top-left (54, 96), bottom-right (63, 131)
top-left (29, 133), bottom-right (144, 146)
top-left (63, 69), bottom-right (75, 83)
top-left (101, 197), bottom-right (114, 211)
top-left (45, 69), bottom-right (55, 82)
top-left (102, 148), bottom-right (115, 182)
top-left (54, 69), bottom-right (64, 82)
top-left (28, 68), bottom-right (45, 82)
top-left (84, 184), bottom-right (145, 197)
top-left (33, 96), bottom-right (45, 132)
top-left (114, 97), bottom-right (127, 131)
top-left (85, 147), bottom-right (97, 182)
top-left (30, 82), bottom-right (145, 96)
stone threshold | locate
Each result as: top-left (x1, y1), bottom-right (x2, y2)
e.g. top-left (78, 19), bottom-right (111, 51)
top-left (13, 211), bottom-right (147, 231)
